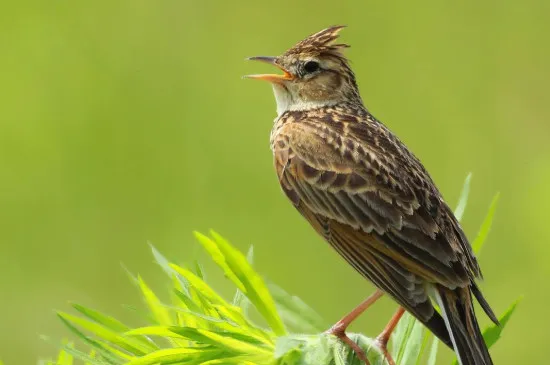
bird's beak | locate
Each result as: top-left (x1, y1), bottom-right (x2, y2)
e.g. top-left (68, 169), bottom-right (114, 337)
top-left (244, 56), bottom-right (294, 83)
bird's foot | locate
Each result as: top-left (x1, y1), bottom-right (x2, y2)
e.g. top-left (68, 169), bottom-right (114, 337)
top-left (326, 323), bottom-right (370, 365)
top-left (374, 335), bottom-right (396, 365)
top-left (373, 307), bottom-right (405, 365)
top-left (327, 305), bottom-right (405, 365)
top-left (324, 290), bottom-right (385, 365)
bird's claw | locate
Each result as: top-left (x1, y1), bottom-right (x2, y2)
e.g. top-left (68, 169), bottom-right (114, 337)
top-left (326, 327), bottom-right (370, 365)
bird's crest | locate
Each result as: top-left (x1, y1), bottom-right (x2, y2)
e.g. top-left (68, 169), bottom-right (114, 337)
top-left (283, 26), bottom-right (349, 58)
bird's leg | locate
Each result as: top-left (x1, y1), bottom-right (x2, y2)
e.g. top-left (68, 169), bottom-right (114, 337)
top-left (375, 307), bottom-right (406, 365)
top-left (326, 290), bottom-right (384, 365)
top-left (327, 290), bottom-right (384, 335)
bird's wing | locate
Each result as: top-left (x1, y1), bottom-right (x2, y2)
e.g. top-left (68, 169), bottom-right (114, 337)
top-left (295, 201), bottom-right (437, 320)
top-left (293, 197), bottom-right (457, 348)
top-left (273, 113), bottom-right (479, 296)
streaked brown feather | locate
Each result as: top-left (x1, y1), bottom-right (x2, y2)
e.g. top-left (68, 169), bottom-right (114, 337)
top-left (271, 106), bottom-right (480, 317)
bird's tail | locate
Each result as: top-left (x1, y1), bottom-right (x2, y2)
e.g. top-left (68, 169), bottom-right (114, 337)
top-left (434, 285), bottom-right (494, 365)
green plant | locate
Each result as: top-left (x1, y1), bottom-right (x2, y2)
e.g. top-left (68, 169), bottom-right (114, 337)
top-left (39, 175), bottom-right (519, 365)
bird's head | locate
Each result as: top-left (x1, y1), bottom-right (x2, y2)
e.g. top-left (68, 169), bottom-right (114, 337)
top-left (245, 26), bottom-right (362, 116)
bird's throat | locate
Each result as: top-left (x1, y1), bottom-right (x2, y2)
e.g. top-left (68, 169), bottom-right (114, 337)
top-left (271, 83), bottom-right (338, 118)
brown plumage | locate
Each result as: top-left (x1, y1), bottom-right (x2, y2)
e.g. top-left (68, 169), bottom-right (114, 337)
top-left (246, 26), bottom-right (497, 365)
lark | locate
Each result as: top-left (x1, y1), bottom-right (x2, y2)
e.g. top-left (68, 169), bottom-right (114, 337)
top-left (245, 26), bottom-right (497, 365)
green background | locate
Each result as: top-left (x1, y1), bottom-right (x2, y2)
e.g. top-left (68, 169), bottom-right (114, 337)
top-left (1, 1), bottom-right (548, 364)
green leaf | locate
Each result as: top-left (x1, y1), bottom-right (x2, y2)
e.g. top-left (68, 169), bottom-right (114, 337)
top-left (312, 335), bottom-right (336, 364)
top-left (200, 358), bottom-right (258, 365)
top-left (71, 304), bottom-right (158, 351)
top-left (207, 230), bottom-right (287, 336)
top-left (391, 311), bottom-right (413, 360)
top-left (120, 263), bottom-right (139, 287)
top-left (273, 335), bottom-right (306, 365)
top-left (137, 275), bottom-right (193, 348)
top-left (395, 314), bottom-right (425, 365)
top-left (173, 289), bottom-right (204, 315)
top-left (41, 335), bottom-right (113, 365)
top-left (128, 321), bottom-right (272, 348)
top-left (415, 332), bottom-right (431, 365)
top-left (168, 327), bottom-right (273, 356)
top-left (57, 311), bottom-right (149, 357)
top-left (274, 335), bottom-right (308, 359)
top-left (353, 334), bottom-right (384, 365)
top-left (55, 348), bottom-right (104, 365)
top-left (392, 312), bottom-right (434, 365)
top-left (275, 333), bottom-right (384, 365)
top-left (72, 304), bottom-right (129, 333)
top-left (149, 243), bottom-right (172, 277)
top-left (137, 276), bottom-right (173, 326)
top-left (233, 246), bottom-right (254, 314)
top-left (125, 347), bottom-right (223, 365)
top-left (169, 264), bottom-right (250, 328)
top-left (85, 350), bottom-right (98, 365)
top-left (212, 304), bottom-right (275, 344)
top-left (426, 335), bottom-right (439, 365)
top-left (162, 305), bottom-right (237, 327)
top-left (170, 263), bottom-right (224, 307)
top-left (194, 260), bottom-right (206, 280)
top-left (454, 173), bottom-right (472, 221)
top-left (332, 340), bottom-right (347, 365)
top-left (95, 339), bottom-right (136, 362)
top-left (150, 243), bottom-right (192, 298)
top-left (194, 232), bottom-right (246, 292)
top-left (126, 326), bottom-right (186, 338)
top-left (269, 282), bottom-right (326, 333)
top-left (56, 343), bottom-right (74, 365)
top-left (472, 193), bottom-right (500, 254)
top-left (482, 296), bottom-right (522, 349)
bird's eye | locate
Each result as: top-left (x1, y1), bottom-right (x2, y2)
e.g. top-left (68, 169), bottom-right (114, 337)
top-left (303, 61), bottom-right (320, 74)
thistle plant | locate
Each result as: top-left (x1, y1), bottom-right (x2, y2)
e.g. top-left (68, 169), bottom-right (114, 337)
top-left (36, 175), bottom-right (519, 365)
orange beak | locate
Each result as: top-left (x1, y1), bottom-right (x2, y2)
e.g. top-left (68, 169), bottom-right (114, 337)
top-left (244, 56), bottom-right (294, 83)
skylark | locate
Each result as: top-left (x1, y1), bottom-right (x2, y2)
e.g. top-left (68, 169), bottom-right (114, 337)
top-left (245, 26), bottom-right (497, 365)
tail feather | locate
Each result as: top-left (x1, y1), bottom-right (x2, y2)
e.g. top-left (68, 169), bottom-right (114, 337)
top-left (471, 282), bottom-right (499, 325)
top-left (435, 285), bottom-right (493, 365)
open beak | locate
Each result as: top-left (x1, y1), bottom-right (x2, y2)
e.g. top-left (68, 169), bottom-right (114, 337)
top-left (244, 56), bottom-right (294, 83)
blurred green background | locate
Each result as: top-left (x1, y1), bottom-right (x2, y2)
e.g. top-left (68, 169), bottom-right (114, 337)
top-left (1, 1), bottom-right (548, 364)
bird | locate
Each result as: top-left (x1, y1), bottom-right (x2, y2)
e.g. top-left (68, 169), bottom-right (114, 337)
top-left (244, 26), bottom-right (498, 365)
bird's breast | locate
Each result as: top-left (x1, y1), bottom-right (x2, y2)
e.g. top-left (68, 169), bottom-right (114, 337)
top-left (271, 119), bottom-right (357, 178)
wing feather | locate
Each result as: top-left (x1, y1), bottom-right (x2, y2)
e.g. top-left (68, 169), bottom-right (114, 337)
top-left (272, 114), bottom-right (476, 304)
top-left (270, 108), bottom-right (495, 353)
